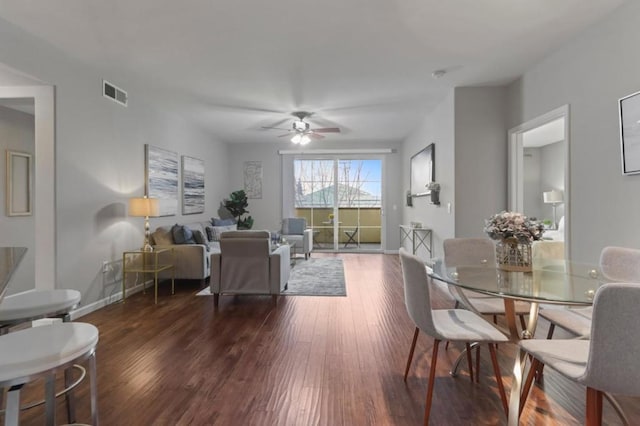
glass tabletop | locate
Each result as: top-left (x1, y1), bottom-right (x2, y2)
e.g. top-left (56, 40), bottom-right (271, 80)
top-left (429, 259), bottom-right (609, 305)
top-left (0, 247), bottom-right (28, 303)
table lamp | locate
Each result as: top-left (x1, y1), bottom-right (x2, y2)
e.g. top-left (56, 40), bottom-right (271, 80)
top-left (128, 196), bottom-right (160, 251)
top-left (543, 190), bottom-right (563, 230)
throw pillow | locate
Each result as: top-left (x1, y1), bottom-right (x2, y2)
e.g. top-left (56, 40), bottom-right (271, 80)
top-left (172, 224), bottom-right (196, 244)
top-left (205, 226), bottom-right (216, 242)
top-left (210, 224), bottom-right (237, 241)
top-left (212, 217), bottom-right (236, 227)
top-left (284, 218), bottom-right (306, 235)
top-left (192, 229), bottom-right (207, 245)
top-left (151, 227), bottom-right (173, 246)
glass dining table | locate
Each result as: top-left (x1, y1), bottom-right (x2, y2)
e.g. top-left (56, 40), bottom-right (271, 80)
top-left (428, 259), bottom-right (609, 426)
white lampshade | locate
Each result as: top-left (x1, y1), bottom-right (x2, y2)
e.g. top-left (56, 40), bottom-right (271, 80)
top-left (291, 134), bottom-right (302, 144)
top-left (543, 190), bottom-right (563, 204)
top-left (299, 135), bottom-right (311, 145)
top-left (128, 197), bottom-right (159, 217)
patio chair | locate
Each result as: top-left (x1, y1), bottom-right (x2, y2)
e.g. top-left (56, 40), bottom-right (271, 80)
top-left (343, 226), bottom-right (359, 248)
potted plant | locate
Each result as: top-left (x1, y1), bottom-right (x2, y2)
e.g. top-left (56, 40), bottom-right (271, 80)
top-left (223, 190), bottom-right (254, 229)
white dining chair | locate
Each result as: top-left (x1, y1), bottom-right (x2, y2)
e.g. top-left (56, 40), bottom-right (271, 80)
top-left (399, 248), bottom-right (509, 424)
top-left (443, 238), bottom-right (531, 327)
top-left (539, 246), bottom-right (640, 339)
top-left (519, 283), bottom-right (640, 425)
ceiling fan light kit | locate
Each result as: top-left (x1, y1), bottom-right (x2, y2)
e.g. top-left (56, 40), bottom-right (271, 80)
top-left (262, 111), bottom-right (341, 145)
top-left (291, 134), bottom-right (311, 145)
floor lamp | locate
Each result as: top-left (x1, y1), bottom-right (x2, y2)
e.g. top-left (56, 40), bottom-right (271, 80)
top-left (543, 190), bottom-right (563, 230)
top-left (128, 196), bottom-right (160, 251)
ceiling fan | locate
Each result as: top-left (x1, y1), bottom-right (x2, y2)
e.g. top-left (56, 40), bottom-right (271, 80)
top-left (262, 111), bottom-right (340, 145)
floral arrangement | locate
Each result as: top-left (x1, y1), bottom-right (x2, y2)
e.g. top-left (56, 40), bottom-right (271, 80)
top-left (483, 211), bottom-right (544, 244)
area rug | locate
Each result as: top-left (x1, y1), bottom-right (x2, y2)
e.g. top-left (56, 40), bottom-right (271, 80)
top-left (284, 258), bottom-right (346, 296)
top-left (195, 258), bottom-right (347, 297)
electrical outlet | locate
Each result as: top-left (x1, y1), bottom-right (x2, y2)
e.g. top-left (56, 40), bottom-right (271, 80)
top-left (102, 261), bottom-right (109, 273)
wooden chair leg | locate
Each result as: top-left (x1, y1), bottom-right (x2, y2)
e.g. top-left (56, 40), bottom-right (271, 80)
top-left (493, 315), bottom-right (498, 324)
top-left (520, 358), bottom-right (541, 415)
top-left (489, 343), bottom-right (508, 417)
top-left (465, 343), bottom-right (474, 383)
top-left (586, 387), bottom-right (603, 426)
top-left (404, 327), bottom-right (420, 382)
top-left (213, 293), bottom-right (219, 307)
top-left (424, 340), bottom-right (440, 426)
top-left (475, 345), bottom-right (481, 383)
top-left (519, 314), bottom-right (527, 331)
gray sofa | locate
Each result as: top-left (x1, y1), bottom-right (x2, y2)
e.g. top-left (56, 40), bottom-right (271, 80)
top-left (150, 221), bottom-right (221, 282)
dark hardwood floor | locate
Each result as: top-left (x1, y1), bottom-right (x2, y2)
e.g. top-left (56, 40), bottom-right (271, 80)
top-left (15, 253), bottom-right (640, 425)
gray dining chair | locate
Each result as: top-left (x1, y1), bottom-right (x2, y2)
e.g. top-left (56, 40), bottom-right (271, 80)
top-left (399, 248), bottom-right (509, 424)
top-left (519, 283), bottom-right (640, 425)
top-left (539, 246), bottom-right (640, 339)
top-left (443, 238), bottom-right (531, 330)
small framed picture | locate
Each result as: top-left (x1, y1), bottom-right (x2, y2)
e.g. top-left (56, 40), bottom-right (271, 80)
top-left (619, 90), bottom-right (640, 175)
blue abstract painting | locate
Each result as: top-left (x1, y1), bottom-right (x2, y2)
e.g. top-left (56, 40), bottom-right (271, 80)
top-left (182, 156), bottom-right (205, 214)
top-left (145, 144), bottom-right (178, 216)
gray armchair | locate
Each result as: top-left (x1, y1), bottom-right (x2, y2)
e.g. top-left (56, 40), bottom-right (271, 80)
top-left (281, 218), bottom-right (313, 260)
top-left (210, 230), bottom-right (290, 307)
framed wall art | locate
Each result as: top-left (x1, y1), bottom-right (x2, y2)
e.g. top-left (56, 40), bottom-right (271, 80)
top-left (181, 155), bottom-right (205, 214)
top-left (619, 90), bottom-right (640, 175)
top-left (5, 150), bottom-right (32, 216)
top-left (145, 144), bottom-right (178, 216)
top-left (243, 160), bottom-right (263, 199)
top-left (410, 143), bottom-right (435, 197)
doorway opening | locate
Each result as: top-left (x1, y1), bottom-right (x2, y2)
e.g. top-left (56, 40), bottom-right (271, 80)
top-left (508, 105), bottom-right (570, 257)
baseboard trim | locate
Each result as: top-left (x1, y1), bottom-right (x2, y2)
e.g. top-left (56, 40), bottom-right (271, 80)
top-left (70, 282), bottom-right (148, 320)
top-left (384, 249), bottom-right (399, 255)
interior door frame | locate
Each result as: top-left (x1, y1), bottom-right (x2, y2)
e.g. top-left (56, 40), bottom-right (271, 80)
top-left (508, 104), bottom-right (570, 259)
top-left (0, 85), bottom-right (56, 289)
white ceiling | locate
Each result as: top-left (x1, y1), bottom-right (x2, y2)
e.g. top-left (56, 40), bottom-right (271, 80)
top-left (0, 0), bottom-right (626, 144)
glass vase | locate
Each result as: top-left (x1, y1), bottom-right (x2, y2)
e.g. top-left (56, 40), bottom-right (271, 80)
top-left (495, 238), bottom-right (532, 272)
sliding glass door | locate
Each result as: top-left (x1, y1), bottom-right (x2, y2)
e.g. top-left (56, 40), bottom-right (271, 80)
top-left (292, 157), bottom-right (382, 252)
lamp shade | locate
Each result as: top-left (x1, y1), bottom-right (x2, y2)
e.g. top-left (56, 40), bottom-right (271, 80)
top-left (543, 190), bottom-right (563, 204)
top-left (128, 197), bottom-right (159, 217)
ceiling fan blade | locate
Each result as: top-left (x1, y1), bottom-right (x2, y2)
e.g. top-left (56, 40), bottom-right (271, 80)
top-left (312, 127), bottom-right (341, 133)
top-left (278, 133), bottom-right (292, 138)
top-left (308, 132), bottom-right (325, 140)
top-left (261, 126), bottom-right (291, 131)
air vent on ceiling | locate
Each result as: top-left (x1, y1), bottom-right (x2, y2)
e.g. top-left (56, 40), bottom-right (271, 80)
top-left (102, 80), bottom-right (128, 106)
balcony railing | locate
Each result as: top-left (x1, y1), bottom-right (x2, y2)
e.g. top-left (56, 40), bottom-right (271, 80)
top-left (294, 207), bottom-right (381, 244)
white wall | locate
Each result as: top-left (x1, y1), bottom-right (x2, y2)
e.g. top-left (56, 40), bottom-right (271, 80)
top-left (540, 141), bottom-right (565, 221)
top-left (226, 139), bottom-right (404, 251)
top-left (507, 1), bottom-right (640, 262)
top-left (0, 105), bottom-right (35, 294)
top-left (454, 87), bottom-right (508, 238)
top-left (0, 19), bottom-right (228, 306)
top-left (402, 91), bottom-right (455, 258)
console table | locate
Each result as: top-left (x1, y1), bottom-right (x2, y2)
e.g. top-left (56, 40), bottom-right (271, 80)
top-left (122, 248), bottom-right (175, 304)
top-left (399, 225), bottom-right (432, 257)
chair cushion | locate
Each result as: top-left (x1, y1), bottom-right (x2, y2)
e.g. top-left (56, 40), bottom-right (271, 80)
top-left (172, 224), bottom-right (195, 244)
top-left (519, 339), bottom-right (589, 381)
top-left (431, 309), bottom-right (509, 343)
top-left (539, 307), bottom-right (592, 337)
